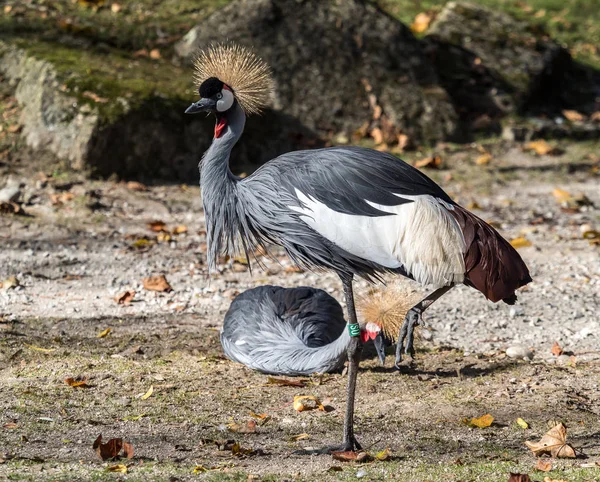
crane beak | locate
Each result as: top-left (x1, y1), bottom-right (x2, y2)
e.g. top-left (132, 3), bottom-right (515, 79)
top-left (185, 98), bottom-right (216, 114)
top-left (374, 333), bottom-right (386, 366)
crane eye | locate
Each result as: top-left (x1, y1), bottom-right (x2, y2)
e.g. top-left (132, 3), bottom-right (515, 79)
top-left (216, 89), bottom-right (234, 112)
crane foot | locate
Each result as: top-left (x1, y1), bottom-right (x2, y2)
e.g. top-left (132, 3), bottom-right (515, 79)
top-left (394, 308), bottom-right (420, 368)
top-left (293, 436), bottom-right (362, 455)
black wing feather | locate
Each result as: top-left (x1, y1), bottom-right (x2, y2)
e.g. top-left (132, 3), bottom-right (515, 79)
top-left (262, 146), bottom-right (452, 216)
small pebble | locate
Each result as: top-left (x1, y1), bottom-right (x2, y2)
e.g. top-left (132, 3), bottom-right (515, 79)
top-left (506, 345), bottom-right (533, 360)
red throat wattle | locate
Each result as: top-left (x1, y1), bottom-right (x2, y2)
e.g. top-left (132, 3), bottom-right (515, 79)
top-left (360, 329), bottom-right (379, 343)
top-left (214, 117), bottom-right (227, 138)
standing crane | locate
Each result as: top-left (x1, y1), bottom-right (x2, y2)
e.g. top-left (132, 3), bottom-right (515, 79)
top-left (186, 44), bottom-right (532, 453)
top-left (221, 284), bottom-right (413, 375)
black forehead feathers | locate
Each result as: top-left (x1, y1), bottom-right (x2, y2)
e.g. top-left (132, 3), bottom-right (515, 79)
top-left (199, 77), bottom-right (224, 98)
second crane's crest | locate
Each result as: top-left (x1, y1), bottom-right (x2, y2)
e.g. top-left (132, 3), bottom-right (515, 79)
top-left (193, 43), bottom-right (274, 115)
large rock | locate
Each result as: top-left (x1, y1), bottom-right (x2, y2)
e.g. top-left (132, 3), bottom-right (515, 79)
top-left (0, 43), bottom-right (98, 170)
top-left (175, 0), bottom-right (458, 144)
top-left (426, 2), bottom-right (600, 119)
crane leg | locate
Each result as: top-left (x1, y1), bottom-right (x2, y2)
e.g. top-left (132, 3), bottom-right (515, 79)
top-left (395, 285), bottom-right (453, 368)
top-left (294, 274), bottom-right (363, 455)
top-left (340, 273), bottom-right (363, 452)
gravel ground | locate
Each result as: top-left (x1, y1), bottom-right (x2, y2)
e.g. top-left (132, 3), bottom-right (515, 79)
top-left (1, 144), bottom-right (599, 365)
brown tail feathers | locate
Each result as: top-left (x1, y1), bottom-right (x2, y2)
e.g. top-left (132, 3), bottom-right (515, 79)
top-left (448, 205), bottom-right (532, 303)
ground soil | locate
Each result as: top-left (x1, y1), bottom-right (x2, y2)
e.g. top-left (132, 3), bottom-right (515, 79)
top-left (1, 137), bottom-right (599, 481)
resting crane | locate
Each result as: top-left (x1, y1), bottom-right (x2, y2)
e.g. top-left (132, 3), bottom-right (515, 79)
top-left (186, 44), bottom-right (531, 453)
top-left (221, 284), bottom-right (412, 375)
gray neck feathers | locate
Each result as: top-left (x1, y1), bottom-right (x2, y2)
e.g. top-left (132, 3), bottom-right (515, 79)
top-left (200, 102), bottom-right (252, 272)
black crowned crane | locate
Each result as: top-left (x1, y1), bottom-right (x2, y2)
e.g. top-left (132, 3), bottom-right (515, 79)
top-left (220, 284), bottom-right (414, 376)
top-left (186, 44), bottom-right (532, 453)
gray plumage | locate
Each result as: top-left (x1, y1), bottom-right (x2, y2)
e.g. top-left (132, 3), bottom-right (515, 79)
top-left (221, 285), bottom-right (349, 375)
top-left (201, 103), bottom-right (420, 281)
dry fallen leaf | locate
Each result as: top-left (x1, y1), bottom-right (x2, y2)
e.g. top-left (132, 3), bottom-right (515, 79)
top-left (115, 290), bottom-right (135, 305)
top-left (551, 341), bottom-right (563, 357)
top-left (525, 422), bottom-right (576, 458)
top-left (414, 155), bottom-right (442, 169)
top-left (463, 413), bottom-right (494, 428)
top-left (266, 376), bottom-right (307, 388)
top-left (517, 418), bottom-right (529, 429)
top-left (543, 478), bottom-right (568, 482)
top-left (0, 276), bottom-right (19, 290)
top-left (132, 238), bottom-right (154, 250)
top-left (82, 91), bottom-right (109, 103)
top-left (510, 237), bottom-right (532, 249)
top-left (140, 385), bottom-right (154, 400)
top-left (106, 464), bottom-right (127, 473)
top-left (508, 474), bottom-right (531, 482)
top-left (397, 133), bottom-right (410, 152)
top-left (562, 110), bottom-right (585, 122)
top-left (172, 225), bottom-right (188, 235)
top-left (374, 447), bottom-right (392, 461)
top-left (535, 458), bottom-right (553, 472)
top-left (147, 221), bottom-right (167, 232)
top-left (142, 275), bottom-right (172, 292)
top-left (157, 232), bottom-right (171, 243)
top-left (122, 441), bottom-right (134, 459)
top-left (293, 395), bottom-right (325, 412)
top-left (25, 344), bottom-right (55, 353)
top-left (524, 140), bottom-right (562, 156)
top-left (370, 127), bottom-right (384, 145)
top-left (228, 420), bottom-right (256, 433)
top-left (126, 181), bottom-right (147, 192)
top-left (64, 377), bottom-right (90, 388)
top-left (290, 433), bottom-right (310, 441)
top-left (332, 451), bottom-right (370, 462)
top-left (411, 12), bottom-right (433, 33)
top-left (3, 422), bottom-right (18, 429)
top-left (149, 49), bottom-right (161, 59)
top-left (249, 412), bottom-right (270, 420)
top-left (475, 153), bottom-right (492, 165)
top-left (97, 327), bottom-right (112, 338)
top-left (93, 435), bottom-right (123, 460)
top-left (552, 188), bottom-right (572, 203)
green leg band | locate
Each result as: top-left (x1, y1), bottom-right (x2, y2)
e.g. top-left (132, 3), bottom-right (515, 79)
top-left (348, 323), bottom-right (361, 337)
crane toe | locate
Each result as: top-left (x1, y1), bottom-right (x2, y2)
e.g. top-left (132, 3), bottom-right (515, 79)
top-left (395, 309), bottom-right (420, 368)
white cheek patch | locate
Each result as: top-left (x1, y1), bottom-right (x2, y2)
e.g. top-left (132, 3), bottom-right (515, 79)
top-left (217, 88), bottom-right (234, 112)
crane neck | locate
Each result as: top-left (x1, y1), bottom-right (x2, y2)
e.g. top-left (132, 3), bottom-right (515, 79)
top-left (200, 101), bottom-right (246, 182)
top-left (199, 102), bottom-right (248, 272)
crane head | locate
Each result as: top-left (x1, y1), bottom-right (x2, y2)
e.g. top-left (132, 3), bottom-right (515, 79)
top-left (360, 322), bottom-right (386, 366)
top-left (187, 43), bottom-right (273, 117)
top-left (358, 284), bottom-right (420, 367)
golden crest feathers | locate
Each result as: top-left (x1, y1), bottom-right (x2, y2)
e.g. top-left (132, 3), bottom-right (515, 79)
top-left (358, 284), bottom-right (420, 340)
top-left (193, 43), bottom-right (274, 115)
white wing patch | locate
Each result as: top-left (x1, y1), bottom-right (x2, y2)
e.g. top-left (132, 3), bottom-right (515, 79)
top-left (289, 189), bottom-right (466, 287)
